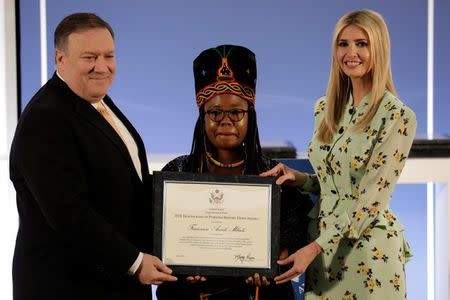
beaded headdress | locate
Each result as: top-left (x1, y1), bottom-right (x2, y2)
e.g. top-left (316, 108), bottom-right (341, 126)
top-left (193, 44), bottom-right (257, 107)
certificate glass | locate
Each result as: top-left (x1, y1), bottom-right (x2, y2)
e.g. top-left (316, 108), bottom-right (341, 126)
top-left (152, 171), bottom-right (280, 277)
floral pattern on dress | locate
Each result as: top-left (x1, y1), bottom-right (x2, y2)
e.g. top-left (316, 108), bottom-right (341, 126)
top-left (301, 91), bottom-right (417, 299)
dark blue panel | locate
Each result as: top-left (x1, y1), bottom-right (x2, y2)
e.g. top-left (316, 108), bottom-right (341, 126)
top-left (276, 158), bottom-right (314, 174)
top-left (435, 0), bottom-right (450, 136)
top-left (19, 0), bottom-right (41, 110)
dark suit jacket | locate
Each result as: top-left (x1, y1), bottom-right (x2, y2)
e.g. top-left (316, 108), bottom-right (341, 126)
top-left (9, 73), bottom-right (153, 300)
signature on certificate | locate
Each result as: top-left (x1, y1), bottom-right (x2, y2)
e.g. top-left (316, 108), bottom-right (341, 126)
top-left (234, 253), bottom-right (255, 263)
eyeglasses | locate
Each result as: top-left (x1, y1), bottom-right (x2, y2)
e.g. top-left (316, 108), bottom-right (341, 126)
top-left (204, 108), bottom-right (248, 122)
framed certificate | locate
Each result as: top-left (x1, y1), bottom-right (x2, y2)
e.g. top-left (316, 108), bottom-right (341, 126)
top-left (152, 171), bottom-right (281, 277)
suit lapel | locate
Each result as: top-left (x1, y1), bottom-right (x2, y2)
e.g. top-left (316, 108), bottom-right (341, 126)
top-left (104, 97), bottom-right (149, 178)
top-left (49, 73), bottom-right (145, 182)
top-left (74, 96), bottom-right (140, 179)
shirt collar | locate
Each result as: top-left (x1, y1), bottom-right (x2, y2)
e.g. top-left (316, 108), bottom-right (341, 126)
top-left (56, 71), bottom-right (104, 105)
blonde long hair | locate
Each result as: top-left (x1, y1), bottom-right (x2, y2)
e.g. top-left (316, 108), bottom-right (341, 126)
top-left (317, 9), bottom-right (397, 143)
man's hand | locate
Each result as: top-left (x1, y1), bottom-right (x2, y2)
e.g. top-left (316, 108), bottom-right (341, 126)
top-left (136, 254), bottom-right (178, 285)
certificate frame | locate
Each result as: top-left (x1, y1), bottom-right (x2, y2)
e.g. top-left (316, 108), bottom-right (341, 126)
top-left (152, 171), bottom-right (281, 278)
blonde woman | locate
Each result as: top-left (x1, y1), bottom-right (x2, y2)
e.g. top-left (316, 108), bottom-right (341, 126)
top-left (262, 10), bottom-right (417, 299)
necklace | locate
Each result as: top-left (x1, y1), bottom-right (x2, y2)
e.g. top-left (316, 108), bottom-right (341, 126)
top-left (206, 152), bottom-right (244, 168)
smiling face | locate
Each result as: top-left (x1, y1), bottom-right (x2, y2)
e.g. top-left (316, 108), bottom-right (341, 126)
top-left (56, 28), bottom-right (116, 103)
top-left (336, 24), bottom-right (372, 83)
top-left (203, 94), bottom-right (249, 152)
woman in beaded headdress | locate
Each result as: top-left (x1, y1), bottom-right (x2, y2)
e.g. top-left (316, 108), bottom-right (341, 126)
top-left (156, 45), bottom-right (313, 300)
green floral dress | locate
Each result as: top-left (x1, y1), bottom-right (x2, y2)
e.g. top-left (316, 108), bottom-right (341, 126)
top-left (301, 91), bottom-right (417, 299)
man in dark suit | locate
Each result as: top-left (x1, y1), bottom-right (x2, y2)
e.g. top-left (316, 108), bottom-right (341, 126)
top-left (9, 13), bottom-right (176, 300)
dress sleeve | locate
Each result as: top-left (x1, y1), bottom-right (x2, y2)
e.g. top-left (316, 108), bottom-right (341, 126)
top-left (300, 173), bottom-right (320, 194)
top-left (315, 105), bottom-right (417, 250)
